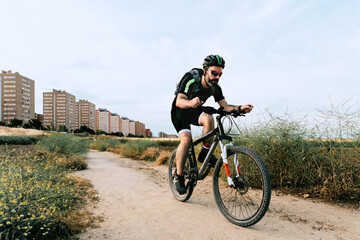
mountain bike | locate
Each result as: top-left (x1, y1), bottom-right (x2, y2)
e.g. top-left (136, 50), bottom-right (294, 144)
top-left (168, 107), bottom-right (271, 227)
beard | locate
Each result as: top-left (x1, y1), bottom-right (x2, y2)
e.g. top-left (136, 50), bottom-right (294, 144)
top-left (206, 75), bottom-right (218, 87)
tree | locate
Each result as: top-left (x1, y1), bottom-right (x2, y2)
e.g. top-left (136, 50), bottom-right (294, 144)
top-left (74, 125), bottom-right (95, 135)
top-left (9, 118), bottom-right (23, 127)
top-left (110, 132), bottom-right (124, 137)
top-left (29, 119), bottom-right (44, 130)
top-left (95, 129), bottom-right (107, 135)
top-left (58, 125), bottom-right (68, 132)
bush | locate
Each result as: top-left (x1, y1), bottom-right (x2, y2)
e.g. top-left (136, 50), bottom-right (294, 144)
top-left (0, 149), bottom-right (95, 239)
top-left (56, 154), bottom-right (88, 170)
top-left (237, 112), bottom-right (360, 202)
top-left (38, 133), bottom-right (89, 157)
top-left (119, 140), bottom-right (158, 159)
top-left (90, 139), bottom-right (128, 151)
top-left (154, 151), bottom-right (172, 165)
top-left (0, 136), bottom-right (41, 145)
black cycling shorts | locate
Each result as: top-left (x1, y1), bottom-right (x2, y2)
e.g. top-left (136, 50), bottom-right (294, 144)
top-left (171, 107), bottom-right (205, 134)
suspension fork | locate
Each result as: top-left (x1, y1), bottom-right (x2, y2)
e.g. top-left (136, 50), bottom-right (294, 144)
top-left (219, 141), bottom-right (242, 186)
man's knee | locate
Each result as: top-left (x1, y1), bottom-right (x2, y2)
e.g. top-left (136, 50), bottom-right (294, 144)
top-left (179, 132), bottom-right (192, 148)
top-left (200, 113), bottom-right (214, 128)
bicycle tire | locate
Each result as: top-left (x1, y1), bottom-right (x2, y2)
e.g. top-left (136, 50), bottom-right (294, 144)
top-left (213, 146), bottom-right (271, 227)
top-left (168, 149), bottom-right (195, 202)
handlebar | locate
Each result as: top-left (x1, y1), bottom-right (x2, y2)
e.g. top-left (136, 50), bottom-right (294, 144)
top-left (201, 106), bottom-right (245, 118)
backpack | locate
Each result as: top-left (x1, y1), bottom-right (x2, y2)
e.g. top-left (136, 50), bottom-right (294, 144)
top-left (174, 68), bottom-right (202, 96)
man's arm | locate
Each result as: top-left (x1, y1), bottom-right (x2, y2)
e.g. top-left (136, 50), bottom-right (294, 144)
top-left (218, 99), bottom-right (254, 113)
top-left (176, 93), bottom-right (204, 109)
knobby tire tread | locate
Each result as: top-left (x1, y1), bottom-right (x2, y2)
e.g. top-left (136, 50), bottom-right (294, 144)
top-left (168, 149), bottom-right (195, 202)
top-left (213, 146), bottom-right (271, 227)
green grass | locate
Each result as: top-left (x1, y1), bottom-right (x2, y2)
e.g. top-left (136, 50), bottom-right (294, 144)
top-left (0, 136), bottom-right (41, 145)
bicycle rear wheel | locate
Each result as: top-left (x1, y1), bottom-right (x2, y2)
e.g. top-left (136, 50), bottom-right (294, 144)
top-left (213, 146), bottom-right (271, 227)
top-left (168, 149), bottom-right (195, 202)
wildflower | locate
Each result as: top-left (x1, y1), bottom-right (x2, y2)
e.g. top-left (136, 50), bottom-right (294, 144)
top-left (11, 209), bottom-right (16, 213)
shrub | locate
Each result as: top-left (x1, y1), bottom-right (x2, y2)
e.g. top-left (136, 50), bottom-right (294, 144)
top-left (38, 133), bottom-right (89, 157)
top-left (119, 140), bottom-right (158, 159)
top-left (0, 149), bottom-right (95, 239)
top-left (139, 147), bottom-right (160, 161)
top-left (236, 111), bottom-right (360, 202)
top-left (56, 155), bottom-right (88, 170)
top-left (90, 139), bottom-right (128, 152)
top-left (154, 151), bottom-right (172, 166)
top-left (0, 136), bottom-right (40, 145)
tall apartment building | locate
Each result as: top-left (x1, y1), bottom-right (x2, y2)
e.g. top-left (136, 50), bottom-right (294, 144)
top-left (43, 89), bottom-right (76, 130)
top-left (145, 129), bottom-right (153, 138)
top-left (122, 117), bottom-right (130, 136)
top-left (129, 120), bottom-right (135, 136)
top-left (75, 100), bottom-right (96, 130)
top-left (158, 132), bottom-right (168, 138)
top-left (95, 108), bottom-right (111, 133)
top-left (129, 120), bottom-right (145, 137)
top-left (110, 113), bottom-right (122, 133)
top-left (135, 121), bottom-right (145, 137)
top-left (0, 70), bottom-right (35, 123)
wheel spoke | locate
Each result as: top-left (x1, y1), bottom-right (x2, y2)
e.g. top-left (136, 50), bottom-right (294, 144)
top-left (213, 146), bottom-right (271, 226)
top-left (168, 150), bottom-right (195, 202)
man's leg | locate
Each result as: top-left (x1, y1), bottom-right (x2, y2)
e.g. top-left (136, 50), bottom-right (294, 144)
top-left (175, 131), bottom-right (192, 175)
top-left (199, 113), bottom-right (215, 144)
top-left (198, 113), bottom-right (216, 165)
top-left (173, 131), bottom-right (192, 195)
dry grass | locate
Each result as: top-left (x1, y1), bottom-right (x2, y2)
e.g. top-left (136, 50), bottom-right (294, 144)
top-left (154, 150), bottom-right (172, 165)
top-left (61, 177), bottom-right (102, 234)
top-left (106, 147), bottom-right (123, 155)
top-left (139, 147), bottom-right (159, 161)
top-left (0, 126), bottom-right (46, 136)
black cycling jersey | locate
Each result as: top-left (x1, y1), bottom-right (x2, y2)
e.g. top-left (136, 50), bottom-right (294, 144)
top-left (171, 69), bottom-right (224, 112)
top-left (171, 69), bottom-right (225, 133)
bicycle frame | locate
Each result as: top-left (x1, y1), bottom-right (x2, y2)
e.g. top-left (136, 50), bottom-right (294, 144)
top-left (188, 114), bottom-right (242, 186)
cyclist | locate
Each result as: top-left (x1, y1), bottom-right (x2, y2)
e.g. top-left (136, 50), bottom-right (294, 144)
top-left (171, 54), bottom-right (254, 194)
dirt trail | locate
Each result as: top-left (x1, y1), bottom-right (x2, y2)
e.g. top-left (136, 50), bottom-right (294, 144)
top-left (74, 151), bottom-right (359, 240)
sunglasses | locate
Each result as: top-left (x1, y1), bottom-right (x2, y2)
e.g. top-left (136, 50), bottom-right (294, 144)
top-left (211, 70), bottom-right (222, 77)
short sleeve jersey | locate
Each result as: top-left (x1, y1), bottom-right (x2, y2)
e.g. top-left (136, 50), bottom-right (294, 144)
top-left (171, 69), bottom-right (225, 110)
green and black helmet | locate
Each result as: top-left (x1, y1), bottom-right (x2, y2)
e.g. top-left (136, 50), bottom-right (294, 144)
top-left (203, 54), bottom-right (225, 69)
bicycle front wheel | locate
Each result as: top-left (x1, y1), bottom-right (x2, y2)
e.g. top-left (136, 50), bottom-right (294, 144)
top-left (213, 146), bottom-right (271, 227)
top-left (168, 149), bottom-right (195, 202)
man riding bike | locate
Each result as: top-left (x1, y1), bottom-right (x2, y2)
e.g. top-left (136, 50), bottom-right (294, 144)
top-left (171, 54), bottom-right (254, 194)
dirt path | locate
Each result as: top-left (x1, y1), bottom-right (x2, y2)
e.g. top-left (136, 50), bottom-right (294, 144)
top-left (74, 151), bottom-right (359, 240)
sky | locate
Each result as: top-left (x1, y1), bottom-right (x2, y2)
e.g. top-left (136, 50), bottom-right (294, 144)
top-left (1, 0), bottom-right (359, 136)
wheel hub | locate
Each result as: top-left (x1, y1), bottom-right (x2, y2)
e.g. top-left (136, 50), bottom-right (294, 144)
top-left (232, 175), bottom-right (249, 194)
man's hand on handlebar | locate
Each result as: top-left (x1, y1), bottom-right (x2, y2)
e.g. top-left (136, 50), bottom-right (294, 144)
top-left (239, 104), bottom-right (254, 114)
